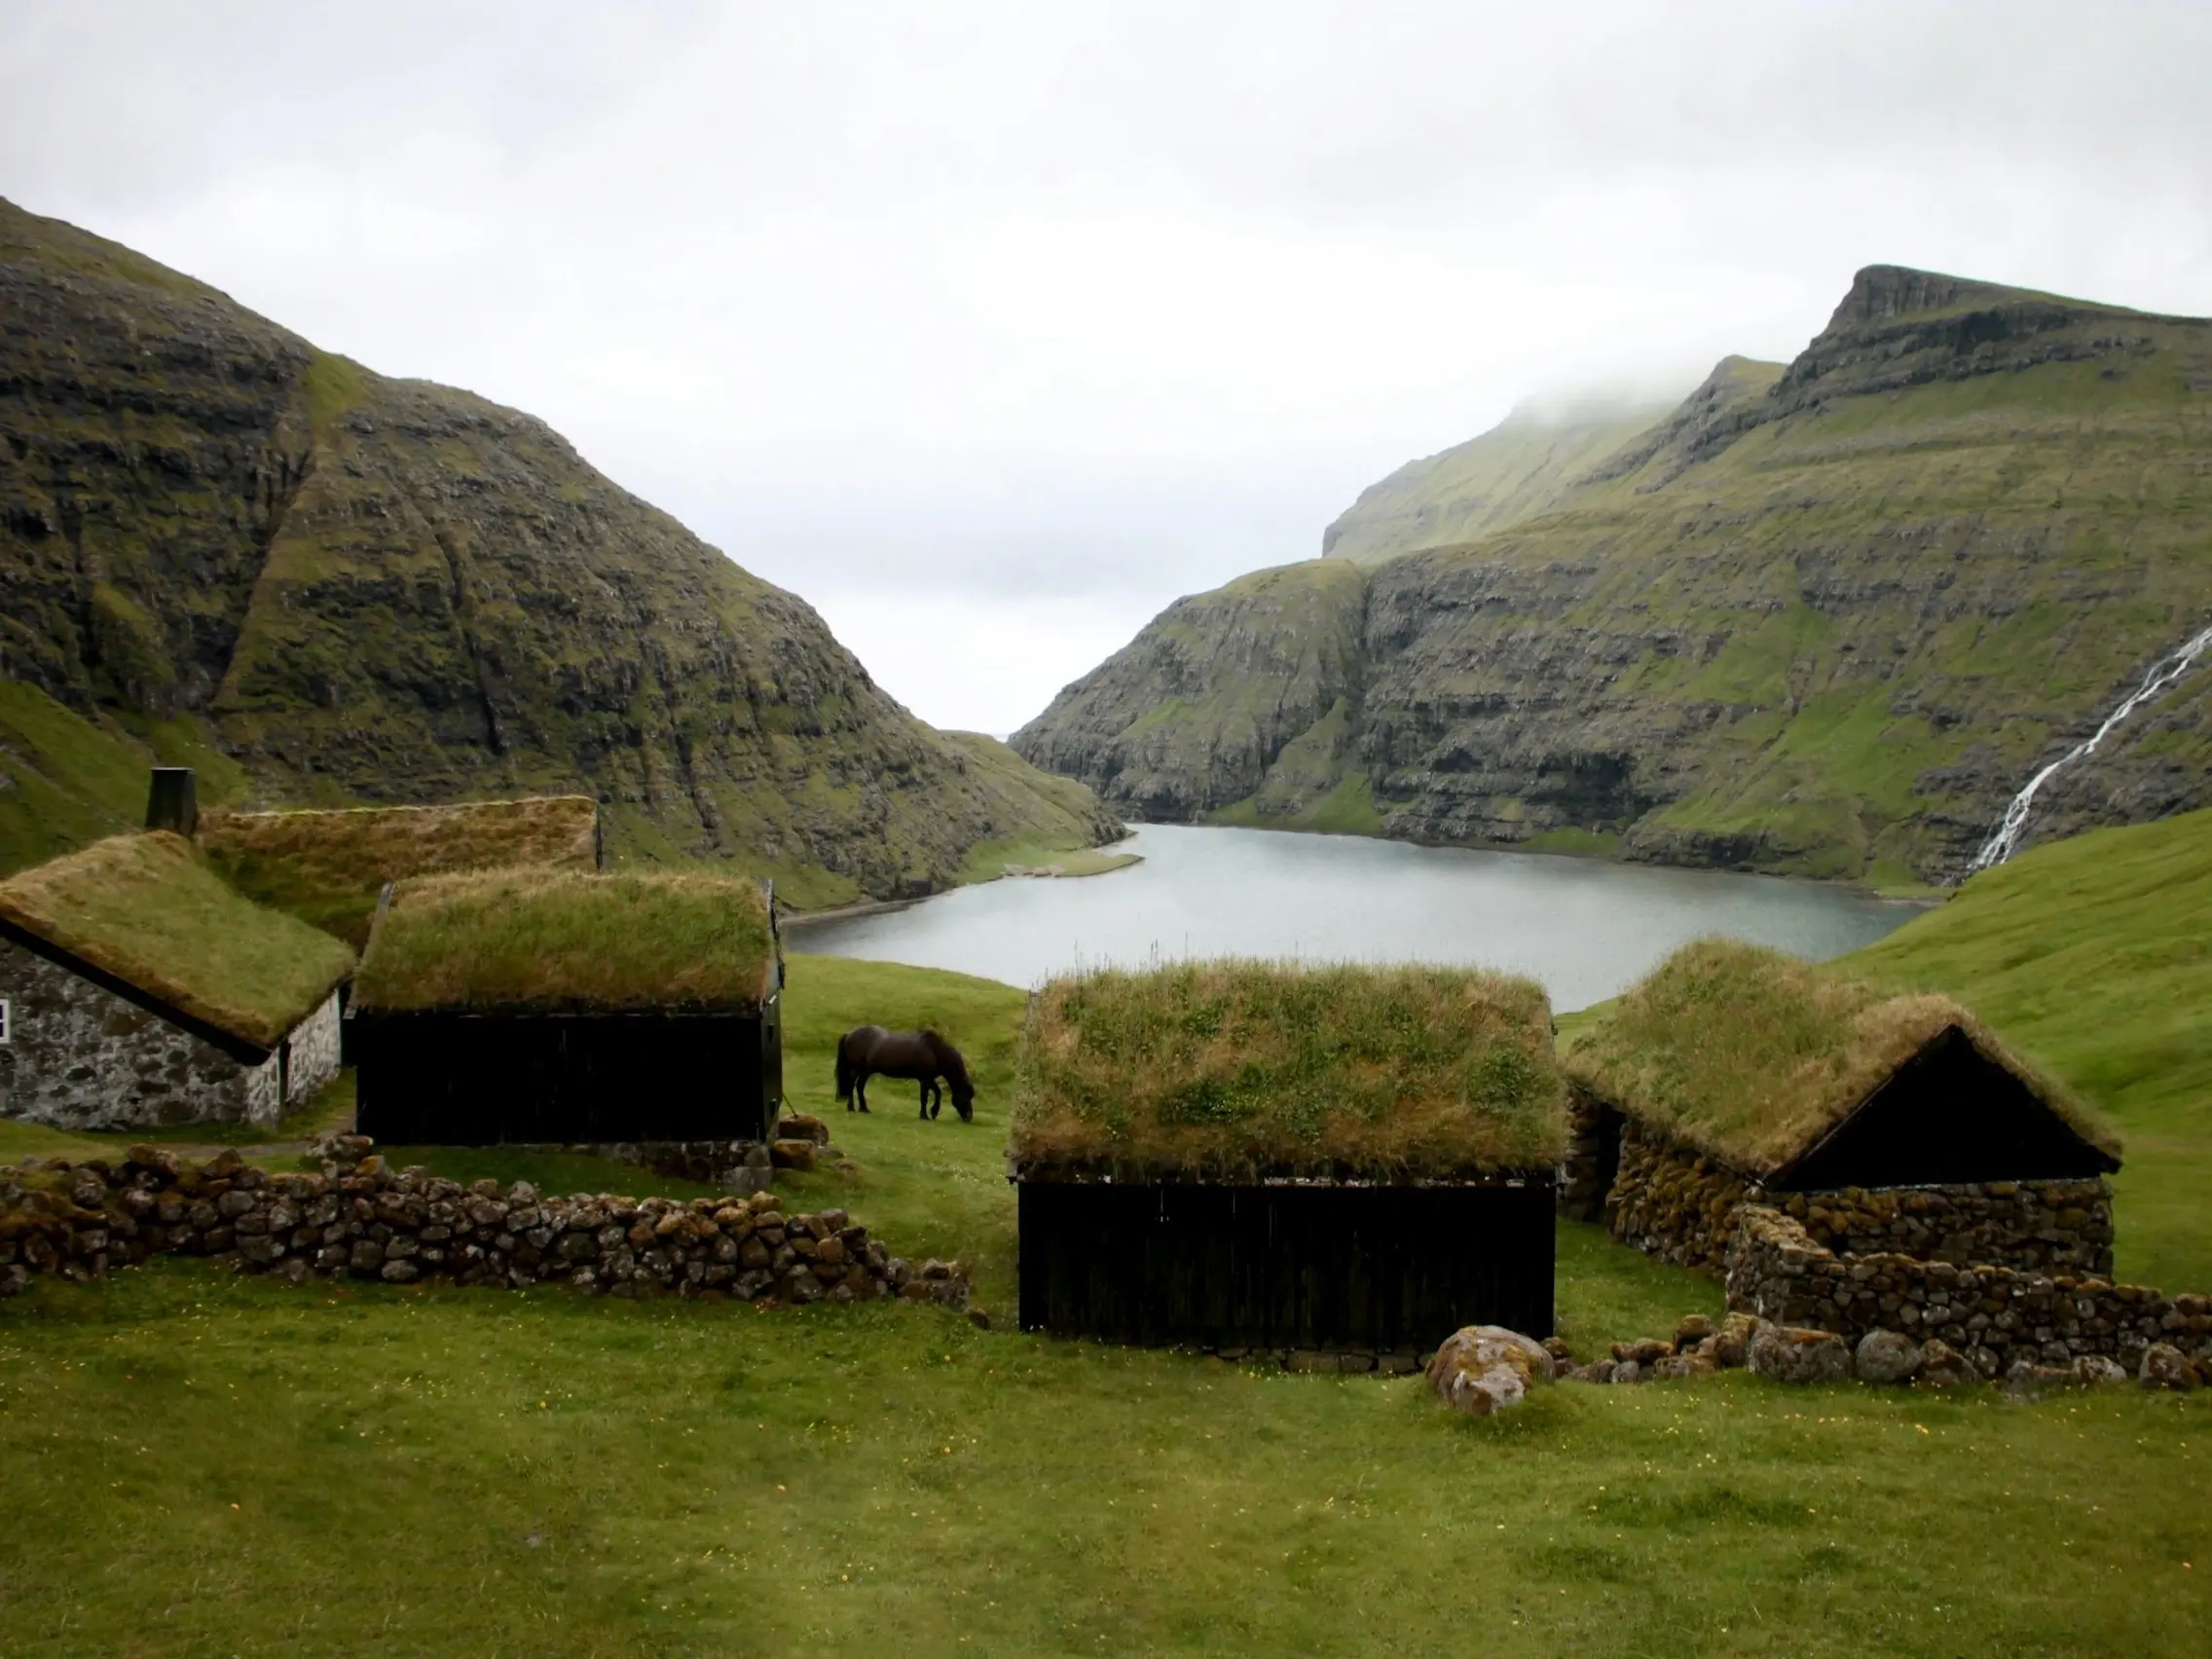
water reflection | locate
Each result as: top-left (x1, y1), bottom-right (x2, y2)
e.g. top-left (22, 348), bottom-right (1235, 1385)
top-left (787, 825), bottom-right (1923, 1012)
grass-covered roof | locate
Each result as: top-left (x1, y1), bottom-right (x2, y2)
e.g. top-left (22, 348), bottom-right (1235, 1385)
top-left (0, 832), bottom-right (355, 1049)
top-left (353, 867), bottom-right (774, 1014)
top-left (199, 795), bottom-right (599, 945)
top-left (1010, 960), bottom-right (1566, 1182)
top-left (1563, 939), bottom-right (2121, 1176)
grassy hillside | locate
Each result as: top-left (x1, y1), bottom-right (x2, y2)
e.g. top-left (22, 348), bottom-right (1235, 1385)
top-left (0, 197), bottom-right (1120, 901)
top-left (1318, 387), bottom-right (1701, 565)
top-left (1, 950), bottom-right (2207, 1655)
top-left (1844, 806), bottom-right (2212, 1290)
top-left (1016, 267), bottom-right (2212, 883)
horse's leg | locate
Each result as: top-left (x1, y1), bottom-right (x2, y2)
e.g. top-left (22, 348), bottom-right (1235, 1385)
top-left (857, 1072), bottom-right (869, 1114)
top-left (918, 1078), bottom-right (931, 1120)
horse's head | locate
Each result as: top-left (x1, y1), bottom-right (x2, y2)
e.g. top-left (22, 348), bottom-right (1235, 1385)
top-left (950, 1078), bottom-right (976, 1123)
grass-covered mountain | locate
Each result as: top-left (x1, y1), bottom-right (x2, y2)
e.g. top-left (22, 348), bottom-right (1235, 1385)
top-left (0, 200), bottom-right (1119, 904)
top-left (1014, 268), bottom-right (2212, 883)
top-left (1318, 387), bottom-right (1692, 566)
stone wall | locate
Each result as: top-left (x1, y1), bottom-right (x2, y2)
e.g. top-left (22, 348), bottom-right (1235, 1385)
top-left (1604, 1119), bottom-right (2114, 1278)
top-left (0, 937), bottom-right (274, 1129)
top-left (1723, 1205), bottom-right (2212, 1376)
top-left (1556, 1088), bottom-right (1615, 1223)
top-left (1604, 1122), bottom-right (1751, 1272)
top-left (0, 1136), bottom-right (973, 1309)
top-left (1766, 1177), bottom-right (2114, 1277)
top-left (282, 992), bottom-right (343, 1112)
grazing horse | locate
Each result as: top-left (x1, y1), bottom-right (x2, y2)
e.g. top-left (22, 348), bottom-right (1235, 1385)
top-left (834, 1026), bottom-right (976, 1122)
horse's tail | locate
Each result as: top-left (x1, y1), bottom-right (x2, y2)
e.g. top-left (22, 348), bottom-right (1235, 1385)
top-left (834, 1036), bottom-right (855, 1105)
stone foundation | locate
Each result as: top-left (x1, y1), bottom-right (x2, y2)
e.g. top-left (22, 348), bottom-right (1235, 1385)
top-left (0, 1137), bottom-right (971, 1309)
top-left (1723, 1205), bottom-right (2212, 1375)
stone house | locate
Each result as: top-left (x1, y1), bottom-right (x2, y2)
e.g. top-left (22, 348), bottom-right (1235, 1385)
top-left (1560, 940), bottom-right (2121, 1277)
top-left (0, 832), bottom-right (356, 1131)
top-left (349, 866), bottom-right (784, 1146)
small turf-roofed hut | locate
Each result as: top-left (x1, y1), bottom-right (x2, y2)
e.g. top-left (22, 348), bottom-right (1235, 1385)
top-left (1562, 940), bottom-right (2122, 1276)
top-left (350, 867), bottom-right (784, 1145)
top-left (1010, 961), bottom-right (1567, 1352)
top-left (0, 833), bottom-right (355, 1130)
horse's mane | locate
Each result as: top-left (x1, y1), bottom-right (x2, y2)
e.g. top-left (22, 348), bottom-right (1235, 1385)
top-left (923, 1028), bottom-right (973, 1087)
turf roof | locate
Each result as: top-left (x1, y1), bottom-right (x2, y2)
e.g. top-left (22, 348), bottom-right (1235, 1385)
top-left (1563, 939), bottom-right (2121, 1177)
top-left (199, 795), bottom-right (599, 946)
top-left (0, 832), bottom-right (355, 1050)
top-left (352, 867), bottom-right (775, 1014)
top-left (1010, 960), bottom-right (1567, 1182)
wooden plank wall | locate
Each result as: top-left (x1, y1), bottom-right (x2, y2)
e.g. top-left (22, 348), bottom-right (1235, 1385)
top-left (1017, 1180), bottom-right (1555, 1349)
top-left (353, 1009), bottom-right (774, 1145)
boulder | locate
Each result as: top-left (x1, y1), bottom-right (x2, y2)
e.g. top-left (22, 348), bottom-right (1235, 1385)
top-left (1611, 1337), bottom-right (1672, 1368)
top-left (1426, 1325), bottom-right (1555, 1417)
top-left (1915, 1338), bottom-right (1972, 1386)
top-left (2004, 1360), bottom-right (2078, 1399)
top-left (1649, 1352), bottom-right (1715, 1382)
top-left (774, 1115), bottom-right (830, 1146)
top-left (1747, 1322), bottom-right (1851, 1385)
top-left (1672, 1313), bottom-right (1715, 1352)
top-left (2140, 1342), bottom-right (2202, 1390)
top-left (769, 1139), bottom-right (818, 1172)
top-left (1852, 1330), bottom-right (1924, 1385)
top-left (1709, 1311), bottom-right (1759, 1369)
top-left (2072, 1354), bottom-right (2128, 1387)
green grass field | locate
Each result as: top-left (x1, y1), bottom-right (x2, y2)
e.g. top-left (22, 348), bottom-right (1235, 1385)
top-left (1846, 806), bottom-right (2212, 1291)
top-left (4, 950), bottom-right (2210, 1655)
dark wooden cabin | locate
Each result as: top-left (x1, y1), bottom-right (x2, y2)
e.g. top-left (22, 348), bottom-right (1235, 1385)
top-left (350, 868), bottom-right (783, 1146)
top-left (1010, 962), bottom-right (1568, 1352)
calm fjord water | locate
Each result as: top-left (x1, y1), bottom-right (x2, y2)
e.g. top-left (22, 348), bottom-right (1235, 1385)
top-left (788, 825), bottom-right (1918, 1012)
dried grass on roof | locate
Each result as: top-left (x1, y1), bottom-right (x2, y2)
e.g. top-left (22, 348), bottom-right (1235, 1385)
top-left (199, 796), bottom-right (598, 945)
top-left (1011, 960), bottom-right (1566, 1182)
top-left (352, 866), bottom-right (773, 1014)
top-left (1563, 938), bottom-right (2121, 1175)
top-left (0, 832), bottom-right (354, 1049)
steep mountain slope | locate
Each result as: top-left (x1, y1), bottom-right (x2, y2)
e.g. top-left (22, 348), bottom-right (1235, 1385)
top-left (0, 200), bottom-right (1119, 902)
top-left (1318, 388), bottom-right (1693, 565)
top-left (1014, 267), bottom-right (2212, 882)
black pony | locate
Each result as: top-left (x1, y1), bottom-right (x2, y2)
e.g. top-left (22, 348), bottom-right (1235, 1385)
top-left (834, 1026), bottom-right (976, 1122)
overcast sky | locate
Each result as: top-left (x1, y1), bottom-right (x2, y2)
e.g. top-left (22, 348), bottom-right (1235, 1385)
top-left (7, 2), bottom-right (2211, 733)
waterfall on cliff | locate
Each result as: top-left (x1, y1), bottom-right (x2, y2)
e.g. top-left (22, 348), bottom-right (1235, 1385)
top-left (1969, 619), bottom-right (2212, 872)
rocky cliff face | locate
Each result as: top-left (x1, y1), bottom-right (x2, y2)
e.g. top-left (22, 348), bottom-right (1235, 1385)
top-left (0, 200), bottom-right (1119, 900)
top-left (1014, 266), bottom-right (2212, 883)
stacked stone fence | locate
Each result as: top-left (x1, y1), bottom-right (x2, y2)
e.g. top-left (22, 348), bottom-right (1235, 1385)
top-left (0, 1135), bottom-right (970, 1309)
top-left (1602, 1121), bottom-right (2115, 1279)
top-left (1723, 1204), bottom-right (2211, 1377)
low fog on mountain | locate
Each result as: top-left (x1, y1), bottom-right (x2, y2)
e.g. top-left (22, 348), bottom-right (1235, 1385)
top-left (7, 0), bottom-right (2210, 732)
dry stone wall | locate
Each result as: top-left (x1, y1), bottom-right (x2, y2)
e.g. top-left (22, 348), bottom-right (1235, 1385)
top-left (1603, 1121), bottom-right (2114, 1278)
top-left (1604, 1123), bottom-right (1750, 1272)
top-left (1724, 1205), bottom-right (2212, 1376)
top-left (0, 1136), bottom-right (972, 1309)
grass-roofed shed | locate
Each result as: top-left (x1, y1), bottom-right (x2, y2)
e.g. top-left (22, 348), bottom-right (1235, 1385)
top-left (1009, 960), bottom-right (1567, 1352)
top-left (0, 833), bottom-right (354, 1130)
top-left (199, 794), bottom-right (601, 946)
top-left (350, 867), bottom-right (784, 1147)
top-left (1563, 940), bottom-right (2122, 1275)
